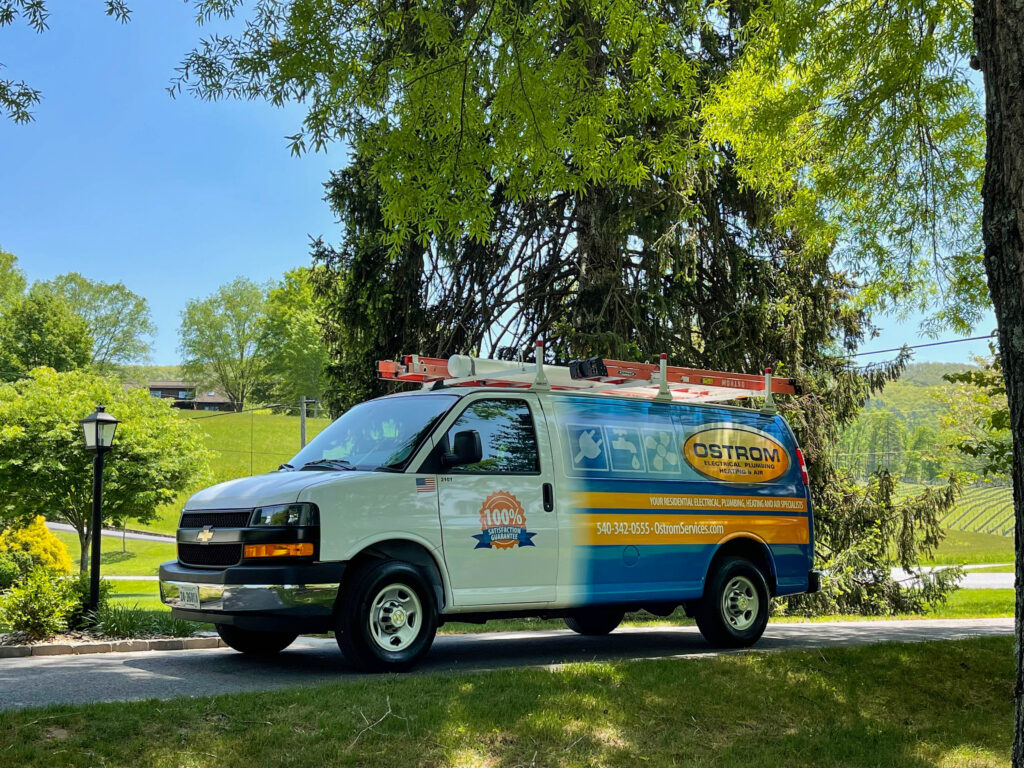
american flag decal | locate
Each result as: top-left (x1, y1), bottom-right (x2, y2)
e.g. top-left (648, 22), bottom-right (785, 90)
top-left (415, 477), bottom-right (436, 493)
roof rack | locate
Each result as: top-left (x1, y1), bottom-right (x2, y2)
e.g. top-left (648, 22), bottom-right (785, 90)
top-left (377, 341), bottom-right (800, 406)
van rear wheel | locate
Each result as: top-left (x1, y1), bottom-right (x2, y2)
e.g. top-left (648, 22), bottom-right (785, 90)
top-left (216, 624), bottom-right (298, 655)
top-left (694, 557), bottom-right (769, 648)
top-left (564, 607), bottom-right (625, 636)
top-left (335, 560), bottom-right (438, 673)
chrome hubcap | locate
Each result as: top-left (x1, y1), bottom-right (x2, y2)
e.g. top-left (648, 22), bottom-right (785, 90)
top-left (369, 583), bottom-right (422, 652)
top-left (721, 575), bottom-right (759, 631)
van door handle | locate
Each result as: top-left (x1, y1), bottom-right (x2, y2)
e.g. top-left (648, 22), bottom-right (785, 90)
top-left (543, 483), bottom-right (554, 512)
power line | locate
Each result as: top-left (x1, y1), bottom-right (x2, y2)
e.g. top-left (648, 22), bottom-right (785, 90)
top-left (854, 334), bottom-right (995, 358)
top-left (188, 403), bottom-right (291, 420)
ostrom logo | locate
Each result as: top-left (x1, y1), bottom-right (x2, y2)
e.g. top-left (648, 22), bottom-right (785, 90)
top-left (682, 424), bottom-right (789, 483)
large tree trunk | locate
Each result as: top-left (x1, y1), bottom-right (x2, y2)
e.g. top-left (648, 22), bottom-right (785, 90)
top-left (972, 1), bottom-right (1024, 763)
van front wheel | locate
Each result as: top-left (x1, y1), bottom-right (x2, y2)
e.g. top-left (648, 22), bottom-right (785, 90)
top-left (694, 557), bottom-right (769, 648)
top-left (335, 560), bottom-right (438, 672)
top-left (216, 624), bottom-right (298, 655)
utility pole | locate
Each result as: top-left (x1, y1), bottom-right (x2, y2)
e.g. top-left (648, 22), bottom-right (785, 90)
top-left (300, 397), bottom-right (308, 448)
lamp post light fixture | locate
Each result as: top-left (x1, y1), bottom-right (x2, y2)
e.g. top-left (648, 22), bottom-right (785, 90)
top-left (79, 405), bottom-right (119, 614)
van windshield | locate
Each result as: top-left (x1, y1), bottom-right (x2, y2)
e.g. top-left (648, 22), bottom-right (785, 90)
top-left (287, 395), bottom-right (459, 472)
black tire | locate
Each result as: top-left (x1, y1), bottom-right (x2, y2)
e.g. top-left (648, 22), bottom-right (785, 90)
top-left (216, 624), bottom-right (298, 655)
top-left (564, 607), bottom-right (625, 636)
top-left (335, 560), bottom-right (438, 673)
top-left (694, 556), bottom-right (770, 648)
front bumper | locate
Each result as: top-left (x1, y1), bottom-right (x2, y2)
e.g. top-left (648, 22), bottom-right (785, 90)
top-left (159, 560), bottom-right (345, 633)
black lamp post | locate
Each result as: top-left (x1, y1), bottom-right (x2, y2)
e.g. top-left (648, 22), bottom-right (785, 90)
top-left (79, 404), bottom-right (119, 614)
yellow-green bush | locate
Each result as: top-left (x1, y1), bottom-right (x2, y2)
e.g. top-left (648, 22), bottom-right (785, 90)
top-left (0, 569), bottom-right (77, 638)
top-left (0, 515), bottom-right (72, 573)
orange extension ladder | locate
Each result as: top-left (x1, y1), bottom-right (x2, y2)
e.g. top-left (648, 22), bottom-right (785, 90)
top-left (378, 341), bottom-right (800, 407)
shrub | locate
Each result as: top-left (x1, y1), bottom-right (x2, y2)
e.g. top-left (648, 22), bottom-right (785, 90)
top-left (0, 515), bottom-right (72, 573)
top-left (0, 550), bottom-right (33, 591)
top-left (0, 554), bottom-right (18, 591)
top-left (0, 569), bottom-right (77, 639)
top-left (93, 604), bottom-right (200, 639)
top-left (66, 572), bottom-right (114, 630)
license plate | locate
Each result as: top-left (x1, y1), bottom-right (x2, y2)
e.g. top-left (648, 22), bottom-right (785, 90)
top-left (178, 584), bottom-right (200, 610)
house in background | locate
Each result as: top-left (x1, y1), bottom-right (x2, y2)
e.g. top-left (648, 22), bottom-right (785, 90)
top-left (147, 381), bottom-right (235, 411)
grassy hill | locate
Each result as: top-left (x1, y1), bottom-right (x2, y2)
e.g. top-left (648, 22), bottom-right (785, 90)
top-left (858, 363), bottom-right (973, 427)
top-left (139, 409), bottom-right (333, 534)
top-left (926, 528), bottom-right (1014, 565)
top-left (897, 361), bottom-right (978, 387)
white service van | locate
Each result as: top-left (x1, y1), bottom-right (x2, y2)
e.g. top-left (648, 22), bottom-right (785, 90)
top-left (160, 350), bottom-right (820, 671)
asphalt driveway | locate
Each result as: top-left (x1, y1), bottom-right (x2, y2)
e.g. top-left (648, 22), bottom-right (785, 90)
top-left (0, 618), bottom-right (1011, 711)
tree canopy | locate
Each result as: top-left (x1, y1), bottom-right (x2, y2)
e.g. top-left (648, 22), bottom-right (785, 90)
top-left (33, 273), bottom-right (156, 367)
top-left (0, 367), bottom-right (211, 570)
top-left (0, 250), bottom-right (25, 305)
top-left (179, 276), bottom-right (270, 410)
top-left (178, 0), bottom-right (704, 250)
top-left (943, 353), bottom-right (1011, 477)
top-left (702, 0), bottom-right (986, 333)
top-left (0, 293), bottom-right (93, 379)
top-left (259, 268), bottom-right (330, 407)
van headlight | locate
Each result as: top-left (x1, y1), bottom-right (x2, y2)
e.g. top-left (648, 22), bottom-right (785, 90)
top-left (250, 503), bottom-right (319, 527)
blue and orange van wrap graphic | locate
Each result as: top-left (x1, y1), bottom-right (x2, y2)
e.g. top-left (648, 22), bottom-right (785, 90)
top-left (551, 396), bottom-right (814, 605)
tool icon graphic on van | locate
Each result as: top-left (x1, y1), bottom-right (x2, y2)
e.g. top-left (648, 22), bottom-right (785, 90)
top-left (574, 429), bottom-right (603, 463)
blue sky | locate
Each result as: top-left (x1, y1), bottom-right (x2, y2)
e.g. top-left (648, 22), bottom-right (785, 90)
top-left (1, 3), bottom-right (340, 364)
top-left (0, 3), bottom-right (995, 366)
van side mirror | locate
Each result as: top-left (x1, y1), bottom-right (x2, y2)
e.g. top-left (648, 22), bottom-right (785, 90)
top-left (443, 430), bottom-right (482, 467)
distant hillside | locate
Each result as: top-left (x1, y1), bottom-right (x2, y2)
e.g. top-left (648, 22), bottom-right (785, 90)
top-left (114, 364), bottom-right (183, 388)
top-left (860, 362), bottom-right (974, 426)
top-left (839, 360), bottom-right (990, 481)
top-left (897, 361), bottom-right (977, 387)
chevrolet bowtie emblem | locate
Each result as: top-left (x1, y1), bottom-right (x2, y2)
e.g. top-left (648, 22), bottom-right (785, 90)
top-left (196, 527), bottom-right (214, 543)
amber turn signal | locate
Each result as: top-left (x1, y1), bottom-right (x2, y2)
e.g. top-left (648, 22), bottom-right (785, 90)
top-left (243, 542), bottom-right (314, 559)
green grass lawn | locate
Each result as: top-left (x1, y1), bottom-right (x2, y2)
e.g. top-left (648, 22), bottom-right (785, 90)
top-left (924, 589), bottom-right (1013, 618)
top-left (0, 637), bottom-right (1010, 767)
top-left (926, 528), bottom-right (1015, 565)
top-left (440, 588), bottom-right (1014, 634)
top-left (775, 588), bottom-right (1014, 621)
top-left (108, 580), bottom-right (165, 611)
top-left (88, 580), bottom-right (1013, 632)
top-left (53, 531), bottom-right (175, 579)
top-left (972, 564), bottom-right (1015, 573)
top-left (139, 410), bottom-right (334, 535)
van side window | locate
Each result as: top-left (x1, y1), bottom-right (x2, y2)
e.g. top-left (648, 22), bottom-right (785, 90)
top-left (444, 399), bottom-right (540, 474)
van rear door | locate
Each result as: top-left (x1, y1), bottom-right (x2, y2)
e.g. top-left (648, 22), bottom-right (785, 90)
top-left (433, 394), bottom-right (559, 606)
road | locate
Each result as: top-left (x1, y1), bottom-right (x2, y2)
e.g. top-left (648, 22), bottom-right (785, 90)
top-left (891, 564), bottom-right (1014, 590)
top-left (0, 618), bottom-right (1011, 711)
top-left (46, 521), bottom-right (174, 543)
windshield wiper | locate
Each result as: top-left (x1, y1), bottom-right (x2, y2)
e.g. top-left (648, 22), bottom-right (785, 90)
top-left (299, 458), bottom-right (358, 471)
top-left (278, 463), bottom-right (294, 471)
